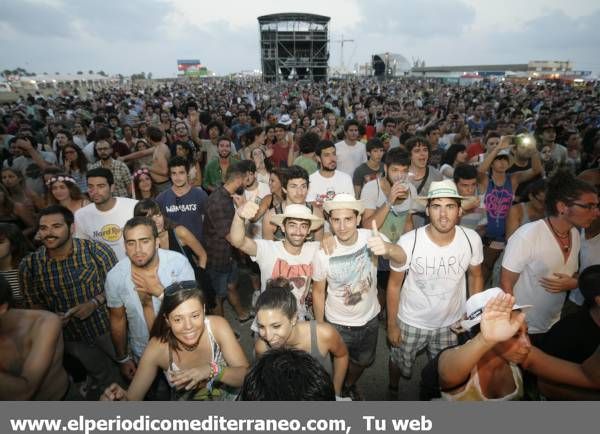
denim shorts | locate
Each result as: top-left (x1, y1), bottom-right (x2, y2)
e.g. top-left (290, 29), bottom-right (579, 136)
top-left (206, 261), bottom-right (239, 298)
top-left (331, 315), bottom-right (379, 367)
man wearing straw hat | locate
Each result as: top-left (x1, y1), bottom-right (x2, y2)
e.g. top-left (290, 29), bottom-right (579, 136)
top-left (311, 193), bottom-right (391, 400)
top-left (230, 201), bottom-right (323, 322)
top-left (379, 179), bottom-right (484, 394)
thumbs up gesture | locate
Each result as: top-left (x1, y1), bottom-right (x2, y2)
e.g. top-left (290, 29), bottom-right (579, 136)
top-left (367, 220), bottom-right (389, 257)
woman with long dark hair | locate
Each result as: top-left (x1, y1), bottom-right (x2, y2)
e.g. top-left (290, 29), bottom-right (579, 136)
top-left (254, 278), bottom-right (348, 397)
top-left (0, 222), bottom-right (34, 307)
top-left (440, 144), bottom-right (468, 179)
top-left (132, 168), bottom-right (158, 199)
top-left (1, 166), bottom-right (43, 210)
top-left (62, 143), bottom-right (89, 194)
top-left (101, 283), bottom-right (248, 401)
top-left (45, 174), bottom-right (89, 215)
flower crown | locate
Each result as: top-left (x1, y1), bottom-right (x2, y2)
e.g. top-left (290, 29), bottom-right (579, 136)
top-left (133, 168), bottom-right (150, 179)
top-left (46, 176), bottom-right (76, 187)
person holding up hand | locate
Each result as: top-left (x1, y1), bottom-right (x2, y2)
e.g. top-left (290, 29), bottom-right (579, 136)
top-left (421, 288), bottom-right (600, 400)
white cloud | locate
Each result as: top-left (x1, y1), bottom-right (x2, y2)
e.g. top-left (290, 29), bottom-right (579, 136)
top-left (1, 0), bottom-right (599, 76)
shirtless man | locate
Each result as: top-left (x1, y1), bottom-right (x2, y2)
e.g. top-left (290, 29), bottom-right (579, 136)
top-left (146, 126), bottom-right (171, 192)
top-left (0, 277), bottom-right (70, 400)
top-left (120, 126), bottom-right (171, 193)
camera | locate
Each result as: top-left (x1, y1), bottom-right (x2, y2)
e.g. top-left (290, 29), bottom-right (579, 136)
top-left (512, 134), bottom-right (537, 157)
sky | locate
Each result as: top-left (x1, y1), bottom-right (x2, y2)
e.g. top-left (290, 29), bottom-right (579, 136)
top-left (1, 0), bottom-right (599, 77)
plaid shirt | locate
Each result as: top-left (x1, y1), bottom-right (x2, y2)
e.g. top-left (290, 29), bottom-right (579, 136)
top-left (88, 159), bottom-right (132, 198)
top-left (19, 238), bottom-right (118, 343)
top-left (203, 185), bottom-right (236, 271)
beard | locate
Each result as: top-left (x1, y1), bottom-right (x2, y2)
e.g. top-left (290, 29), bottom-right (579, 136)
top-left (322, 162), bottom-right (336, 172)
top-left (132, 249), bottom-right (157, 269)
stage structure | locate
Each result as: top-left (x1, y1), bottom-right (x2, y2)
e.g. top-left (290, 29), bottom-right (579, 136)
top-left (258, 13), bottom-right (330, 82)
top-left (371, 53), bottom-right (411, 78)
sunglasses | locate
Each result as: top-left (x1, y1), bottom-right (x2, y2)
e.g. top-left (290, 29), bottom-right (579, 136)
top-left (164, 280), bottom-right (199, 296)
top-left (570, 202), bottom-right (600, 211)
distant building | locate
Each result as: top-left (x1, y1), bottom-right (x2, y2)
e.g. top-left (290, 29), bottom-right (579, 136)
top-left (410, 60), bottom-right (577, 83)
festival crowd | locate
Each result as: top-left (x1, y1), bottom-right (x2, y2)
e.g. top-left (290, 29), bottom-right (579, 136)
top-left (0, 77), bottom-right (599, 401)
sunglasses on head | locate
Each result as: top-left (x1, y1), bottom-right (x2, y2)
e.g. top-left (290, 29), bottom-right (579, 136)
top-left (164, 280), bottom-right (199, 297)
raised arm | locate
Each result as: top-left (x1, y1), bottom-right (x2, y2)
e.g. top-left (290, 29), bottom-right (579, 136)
top-left (229, 202), bottom-right (259, 256)
top-left (477, 136), bottom-right (512, 182)
top-left (119, 147), bottom-right (154, 162)
top-left (512, 150), bottom-right (542, 190)
top-left (261, 208), bottom-right (277, 241)
top-left (438, 293), bottom-right (525, 390)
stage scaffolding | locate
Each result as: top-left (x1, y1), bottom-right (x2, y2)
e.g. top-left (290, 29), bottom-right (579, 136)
top-left (258, 13), bottom-right (330, 82)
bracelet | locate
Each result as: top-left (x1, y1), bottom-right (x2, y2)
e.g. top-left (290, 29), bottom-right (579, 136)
top-left (215, 367), bottom-right (225, 382)
top-left (207, 363), bottom-right (223, 392)
top-left (208, 361), bottom-right (219, 380)
top-left (116, 355), bottom-right (131, 364)
top-left (90, 298), bottom-right (100, 308)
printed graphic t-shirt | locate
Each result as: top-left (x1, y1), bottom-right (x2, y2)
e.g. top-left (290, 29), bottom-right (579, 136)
top-left (312, 229), bottom-right (382, 327)
top-left (74, 197), bottom-right (139, 260)
top-left (252, 240), bottom-right (319, 317)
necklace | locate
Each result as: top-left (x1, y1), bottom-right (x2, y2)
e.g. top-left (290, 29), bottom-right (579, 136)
top-left (180, 339), bottom-right (200, 352)
top-left (547, 218), bottom-right (571, 252)
top-left (547, 218), bottom-right (570, 238)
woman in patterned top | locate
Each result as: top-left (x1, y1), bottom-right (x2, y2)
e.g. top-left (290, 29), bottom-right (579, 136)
top-left (101, 283), bottom-right (249, 401)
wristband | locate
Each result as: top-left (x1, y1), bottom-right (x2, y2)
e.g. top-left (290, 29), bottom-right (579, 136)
top-left (116, 355), bottom-right (131, 364)
top-left (208, 361), bottom-right (219, 379)
top-left (91, 298), bottom-right (100, 308)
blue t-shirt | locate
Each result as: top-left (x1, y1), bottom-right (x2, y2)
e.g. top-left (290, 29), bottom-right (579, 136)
top-left (156, 187), bottom-right (208, 244)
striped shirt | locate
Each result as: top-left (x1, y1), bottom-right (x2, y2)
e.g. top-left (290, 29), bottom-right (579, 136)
top-left (0, 269), bottom-right (23, 307)
top-left (19, 238), bottom-right (118, 343)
